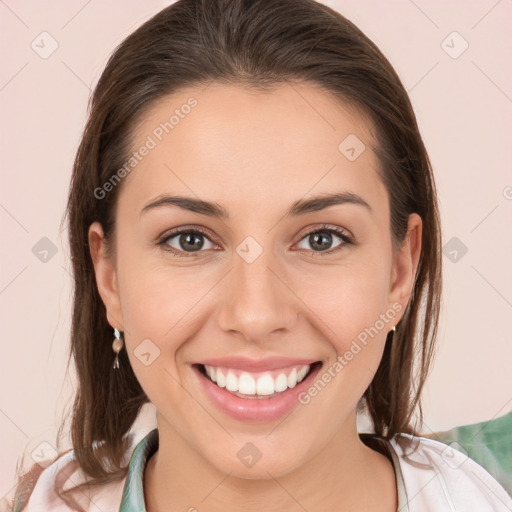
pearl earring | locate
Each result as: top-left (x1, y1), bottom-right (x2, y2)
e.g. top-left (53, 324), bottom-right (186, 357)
top-left (112, 328), bottom-right (124, 370)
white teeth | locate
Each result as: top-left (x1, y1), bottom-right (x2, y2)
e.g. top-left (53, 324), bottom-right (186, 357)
top-left (225, 371), bottom-right (238, 392)
top-left (216, 368), bottom-right (226, 388)
top-left (274, 373), bottom-right (288, 392)
top-left (287, 368), bottom-right (298, 388)
top-left (297, 365), bottom-right (309, 382)
top-left (207, 366), bottom-right (216, 382)
top-left (202, 364), bottom-right (312, 396)
top-left (256, 374), bottom-right (275, 395)
top-left (239, 373), bottom-right (256, 394)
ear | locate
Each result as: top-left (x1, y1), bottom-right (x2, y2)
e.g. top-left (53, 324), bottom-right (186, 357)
top-left (388, 213), bottom-right (422, 315)
top-left (88, 221), bottom-right (124, 330)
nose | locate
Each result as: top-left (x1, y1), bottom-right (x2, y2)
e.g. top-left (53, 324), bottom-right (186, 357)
top-left (216, 246), bottom-right (299, 343)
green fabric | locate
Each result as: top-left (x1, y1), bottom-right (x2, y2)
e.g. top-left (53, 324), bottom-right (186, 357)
top-left (426, 411), bottom-right (512, 495)
top-left (119, 428), bottom-right (159, 511)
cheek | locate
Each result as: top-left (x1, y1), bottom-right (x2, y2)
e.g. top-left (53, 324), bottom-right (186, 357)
top-left (292, 253), bottom-right (394, 403)
top-left (297, 254), bottom-right (393, 340)
top-left (115, 229), bottom-right (203, 333)
top-left (294, 267), bottom-right (394, 431)
top-left (116, 261), bottom-right (202, 412)
top-left (113, 242), bottom-right (198, 379)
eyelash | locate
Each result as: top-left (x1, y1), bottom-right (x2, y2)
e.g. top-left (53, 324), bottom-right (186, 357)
top-left (157, 224), bottom-right (354, 258)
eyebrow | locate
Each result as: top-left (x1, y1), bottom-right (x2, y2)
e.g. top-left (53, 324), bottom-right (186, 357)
top-left (140, 191), bottom-right (372, 219)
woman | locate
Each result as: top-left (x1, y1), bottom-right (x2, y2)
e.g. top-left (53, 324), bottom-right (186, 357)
top-left (7, 0), bottom-right (512, 510)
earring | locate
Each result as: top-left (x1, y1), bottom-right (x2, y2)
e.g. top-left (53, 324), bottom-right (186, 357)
top-left (112, 328), bottom-right (124, 370)
top-left (391, 325), bottom-right (396, 332)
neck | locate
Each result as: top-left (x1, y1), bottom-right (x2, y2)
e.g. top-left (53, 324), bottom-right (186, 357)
top-left (143, 412), bottom-right (397, 512)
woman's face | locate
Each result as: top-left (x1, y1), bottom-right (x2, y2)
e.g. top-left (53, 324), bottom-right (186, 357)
top-left (89, 82), bottom-right (421, 478)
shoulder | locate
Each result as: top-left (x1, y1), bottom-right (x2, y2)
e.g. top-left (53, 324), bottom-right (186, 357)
top-left (390, 433), bottom-right (512, 511)
top-left (9, 450), bottom-right (127, 512)
top-left (6, 428), bottom-right (155, 512)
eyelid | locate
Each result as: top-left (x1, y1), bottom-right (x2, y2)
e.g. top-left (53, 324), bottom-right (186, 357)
top-left (295, 223), bottom-right (353, 243)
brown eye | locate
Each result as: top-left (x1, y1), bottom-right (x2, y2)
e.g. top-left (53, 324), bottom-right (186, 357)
top-left (160, 228), bottom-right (218, 255)
top-left (296, 226), bottom-right (353, 254)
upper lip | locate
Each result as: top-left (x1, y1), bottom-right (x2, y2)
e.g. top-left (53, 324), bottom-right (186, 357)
top-left (195, 356), bottom-right (319, 372)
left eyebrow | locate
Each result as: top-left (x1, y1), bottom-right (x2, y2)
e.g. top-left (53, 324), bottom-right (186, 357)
top-left (286, 192), bottom-right (372, 217)
top-left (139, 191), bottom-right (372, 220)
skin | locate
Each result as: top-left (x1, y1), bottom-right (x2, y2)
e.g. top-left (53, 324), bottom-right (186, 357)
top-left (89, 82), bottom-right (421, 511)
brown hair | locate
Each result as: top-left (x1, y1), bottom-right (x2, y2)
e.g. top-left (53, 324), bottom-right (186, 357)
top-left (10, 0), bottom-right (441, 509)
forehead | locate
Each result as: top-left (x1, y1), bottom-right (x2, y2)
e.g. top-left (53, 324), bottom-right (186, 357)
top-left (120, 82), bottom-right (386, 216)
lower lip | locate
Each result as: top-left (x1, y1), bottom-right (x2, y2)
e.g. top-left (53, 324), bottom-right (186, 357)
top-left (193, 363), bottom-right (322, 423)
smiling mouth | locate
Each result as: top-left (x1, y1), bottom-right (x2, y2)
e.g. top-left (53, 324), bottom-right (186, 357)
top-left (195, 361), bottom-right (322, 399)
